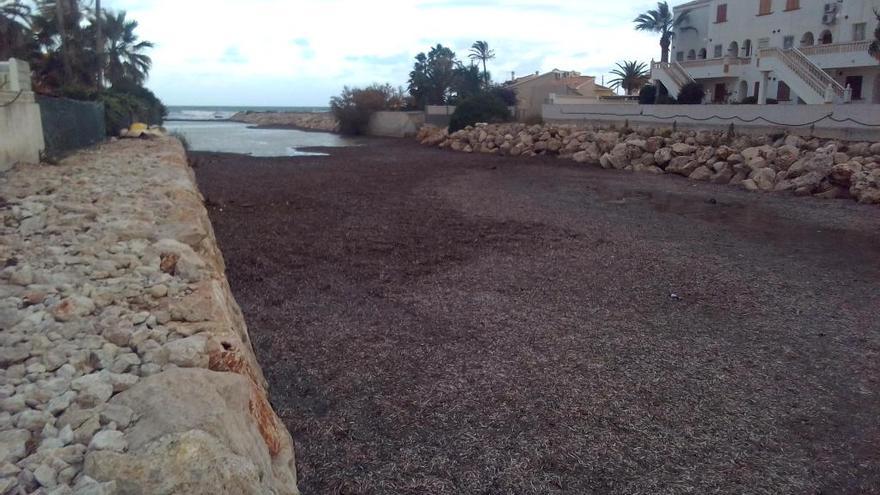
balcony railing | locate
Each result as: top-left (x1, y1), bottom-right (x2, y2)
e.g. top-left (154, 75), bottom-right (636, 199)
top-left (679, 56), bottom-right (752, 69)
top-left (799, 40), bottom-right (871, 57)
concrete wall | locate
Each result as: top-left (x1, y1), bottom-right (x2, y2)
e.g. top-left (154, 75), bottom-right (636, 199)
top-left (0, 59), bottom-right (45, 171)
top-left (426, 105), bottom-right (456, 127)
top-left (543, 102), bottom-right (880, 141)
top-left (367, 111), bottom-right (425, 137)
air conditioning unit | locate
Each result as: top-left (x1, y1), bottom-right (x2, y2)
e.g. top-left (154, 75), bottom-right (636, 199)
top-left (822, 12), bottom-right (837, 24)
top-left (824, 3), bottom-right (839, 13)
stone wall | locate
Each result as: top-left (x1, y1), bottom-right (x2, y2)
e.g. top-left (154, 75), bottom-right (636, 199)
top-left (230, 111), bottom-right (338, 132)
top-left (0, 137), bottom-right (299, 494)
top-left (416, 123), bottom-right (880, 206)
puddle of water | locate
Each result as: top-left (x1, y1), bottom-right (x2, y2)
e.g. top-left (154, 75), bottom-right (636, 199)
top-left (164, 121), bottom-right (356, 157)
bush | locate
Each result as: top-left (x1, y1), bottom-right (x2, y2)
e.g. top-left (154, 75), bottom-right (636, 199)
top-left (655, 94), bottom-right (677, 105)
top-left (330, 83), bottom-right (406, 135)
top-left (489, 87), bottom-right (518, 106)
top-left (677, 82), bottom-right (705, 104)
top-left (98, 82), bottom-right (167, 136)
top-left (449, 93), bottom-right (511, 132)
top-left (639, 84), bottom-right (656, 104)
top-left (739, 96), bottom-right (758, 104)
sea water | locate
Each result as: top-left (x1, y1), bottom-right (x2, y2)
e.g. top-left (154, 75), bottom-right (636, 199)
top-left (164, 120), bottom-right (356, 157)
top-left (166, 105), bottom-right (330, 121)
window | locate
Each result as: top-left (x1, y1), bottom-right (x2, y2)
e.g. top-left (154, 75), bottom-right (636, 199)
top-left (758, 0), bottom-right (772, 15)
top-left (785, 0), bottom-right (799, 11)
top-left (783, 36), bottom-right (795, 49)
top-left (801, 32), bottom-right (814, 46)
top-left (853, 23), bottom-right (866, 42)
top-left (758, 37), bottom-right (770, 49)
top-left (820, 30), bottom-right (833, 45)
top-left (716, 3), bottom-right (728, 23)
top-left (699, 48), bottom-right (708, 59)
top-left (777, 81), bottom-right (791, 101)
top-left (714, 44), bottom-right (723, 58)
top-left (743, 40), bottom-right (753, 57)
top-left (845, 76), bottom-right (863, 100)
top-left (676, 51), bottom-right (685, 62)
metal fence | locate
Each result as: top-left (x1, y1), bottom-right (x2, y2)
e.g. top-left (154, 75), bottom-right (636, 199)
top-left (38, 96), bottom-right (106, 157)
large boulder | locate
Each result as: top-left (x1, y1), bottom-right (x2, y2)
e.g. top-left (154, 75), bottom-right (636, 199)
top-left (666, 156), bottom-right (699, 176)
top-left (749, 168), bottom-right (777, 191)
top-left (850, 169), bottom-right (880, 204)
top-left (786, 153), bottom-right (834, 179)
top-left (84, 368), bottom-right (299, 495)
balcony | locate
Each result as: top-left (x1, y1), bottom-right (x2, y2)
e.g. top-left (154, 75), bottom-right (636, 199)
top-left (679, 56), bottom-right (752, 79)
top-left (799, 41), bottom-right (876, 69)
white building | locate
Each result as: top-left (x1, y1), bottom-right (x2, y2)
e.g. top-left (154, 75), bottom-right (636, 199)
top-left (651, 0), bottom-right (880, 104)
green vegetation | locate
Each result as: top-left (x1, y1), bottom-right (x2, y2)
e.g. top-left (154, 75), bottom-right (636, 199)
top-left (608, 60), bottom-right (649, 96)
top-left (407, 43), bottom-right (489, 108)
top-left (468, 40), bottom-right (495, 88)
top-left (676, 82), bottom-right (705, 104)
top-left (448, 93), bottom-right (511, 132)
top-left (638, 84), bottom-right (656, 104)
top-left (633, 1), bottom-right (695, 63)
top-left (330, 83), bottom-right (407, 135)
top-left (0, 0), bottom-right (160, 135)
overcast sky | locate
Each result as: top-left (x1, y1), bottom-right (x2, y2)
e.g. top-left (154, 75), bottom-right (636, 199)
top-left (112, 0), bottom-right (664, 107)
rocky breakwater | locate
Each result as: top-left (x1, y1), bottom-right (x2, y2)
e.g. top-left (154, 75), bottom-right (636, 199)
top-left (0, 138), bottom-right (299, 494)
top-left (230, 111), bottom-right (338, 132)
top-left (417, 124), bottom-right (880, 205)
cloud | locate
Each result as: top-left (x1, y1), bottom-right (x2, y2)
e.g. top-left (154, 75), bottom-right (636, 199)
top-left (114, 0), bottom-right (660, 106)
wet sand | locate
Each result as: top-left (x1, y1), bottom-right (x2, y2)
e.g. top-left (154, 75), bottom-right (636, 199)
top-left (193, 139), bottom-right (880, 495)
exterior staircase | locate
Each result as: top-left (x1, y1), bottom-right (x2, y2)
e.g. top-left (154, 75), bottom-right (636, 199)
top-left (757, 47), bottom-right (847, 104)
top-left (650, 61), bottom-right (695, 99)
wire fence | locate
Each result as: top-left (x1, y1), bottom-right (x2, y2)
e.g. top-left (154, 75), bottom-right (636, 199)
top-left (38, 96), bottom-right (106, 157)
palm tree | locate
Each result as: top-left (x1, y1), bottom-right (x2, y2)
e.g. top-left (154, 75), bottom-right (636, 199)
top-left (0, 0), bottom-right (33, 60)
top-left (100, 10), bottom-right (153, 86)
top-left (468, 40), bottom-right (495, 87)
top-left (608, 60), bottom-right (650, 95)
top-left (870, 9), bottom-right (880, 62)
top-left (633, 1), bottom-right (695, 64)
top-left (95, 0), bottom-right (102, 89)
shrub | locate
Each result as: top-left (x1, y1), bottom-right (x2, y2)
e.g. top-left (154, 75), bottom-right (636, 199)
top-left (98, 82), bottom-right (167, 136)
top-left (639, 84), bottom-right (656, 104)
top-left (677, 82), bottom-right (705, 104)
top-left (765, 98), bottom-right (779, 105)
top-left (330, 83), bottom-right (406, 135)
top-left (449, 93), bottom-right (511, 132)
top-left (489, 87), bottom-right (518, 106)
top-left (655, 94), bottom-right (677, 105)
top-left (739, 96), bottom-right (758, 104)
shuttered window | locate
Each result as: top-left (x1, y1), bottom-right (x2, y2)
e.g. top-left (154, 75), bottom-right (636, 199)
top-left (785, 0), bottom-right (799, 11)
top-left (716, 4), bottom-right (728, 22)
top-left (759, 0), bottom-right (772, 15)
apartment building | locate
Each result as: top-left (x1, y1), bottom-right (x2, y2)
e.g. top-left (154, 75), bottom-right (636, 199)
top-left (650, 0), bottom-right (880, 104)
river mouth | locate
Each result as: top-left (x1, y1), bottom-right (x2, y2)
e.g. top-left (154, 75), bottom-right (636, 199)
top-left (164, 120), bottom-right (359, 157)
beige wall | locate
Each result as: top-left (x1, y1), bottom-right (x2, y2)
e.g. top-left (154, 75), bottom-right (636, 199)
top-left (543, 102), bottom-right (880, 141)
top-left (367, 111), bottom-right (425, 138)
top-left (0, 59), bottom-right (44, 171)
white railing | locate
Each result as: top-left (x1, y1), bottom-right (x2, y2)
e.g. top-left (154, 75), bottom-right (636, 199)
top-left (759, 47), bottom-right (844, 101)
top-left (799, 40), bottom-right (871, 56)
top-left (652, 61), bottom-right (695, 88)
top-left (680, 56), bottom-right (752, 68)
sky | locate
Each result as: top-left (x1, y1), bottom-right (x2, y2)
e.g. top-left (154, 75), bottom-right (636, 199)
top-left (111, 0), bottom-right (664, 107)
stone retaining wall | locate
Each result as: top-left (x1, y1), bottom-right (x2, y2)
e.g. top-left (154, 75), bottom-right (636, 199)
top-left (230, 111), bottom-right (338, 132)
top-left (416, 123), bottom-right (880, 206)
top-left (0, 137), bottom-right (299, 494)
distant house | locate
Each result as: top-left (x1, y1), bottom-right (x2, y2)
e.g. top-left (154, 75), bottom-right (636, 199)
top-left (505, 69), bottom-right (615, 120)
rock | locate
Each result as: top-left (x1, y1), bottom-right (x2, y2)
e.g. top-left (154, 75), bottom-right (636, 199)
top-left (163, 336), bottom-right (210, 368)
top-left (654, 148), bottom-right (673, 166)
top-left (666, 157), bottom-right (699, 177)
top-left (830, 162), bottom-right (862, 186)
top-left (34, 463), bottom-right (57, 488)
top-left (689, 166), bottom-right (713, 181)
top-left (0, 429), bottom-right (30, 463)
top-left (850, 170), bottom-right (880, 204)
top-left (9, 265), bottom-right (34, 286)
top-left (16, 409), bottom-right (52, 432)
top-left (51, 296), bottom-right (96, 322)
top-left (100, 404), bottom-right (135, 429)
top-left (152, 240), bottom-right (208, 283)
top-left (750, 168), bottom-right (777, 191)
top-left (671, 143), bottom-right (694, 155)
top-left (784, 135), bottom-right (805, 148)
top-left (89, 368), bottom-right (298, 495)
top-left (88, 430), bottom-right (127, 452)
top-left (742, 179), bottom-right (759, 191)
top-left (0, 346), bottom-right (30, 367)
top-left (71, 373), bottom-right (114, 408)
top-left (870, 142), bottom-right (880, 155)
top-left (786, 153), bottom-right (834, 179)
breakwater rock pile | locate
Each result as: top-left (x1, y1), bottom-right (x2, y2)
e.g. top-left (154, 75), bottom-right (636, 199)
top-left (230, 111), bottom-right (338, 132)
top-left (0, 138), bottom-right (299, 494)
top-left (417, 123), bottom-right (880, 205)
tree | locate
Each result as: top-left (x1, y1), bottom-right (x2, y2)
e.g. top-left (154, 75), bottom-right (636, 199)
top-left (450, 62), bottom-right (482, 103)
top-left (677, 81), bottom-right (705, 104)
top-left (633, 1), bottom-right (694, 64)
top-left (468, 40), bottom-right (495, 87)
top-left (100, 10), bottom-right (153, 86)
top-left (0, 1), bottom-right (33, 59)
top-left (407, 44), bottom-right (458, 108)
top-left (608, 60), bottom-right (649, 95)
top-left (870, 9), bottom-right (880, 62)
top-left (95, 0), bottom-right (102, 89)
